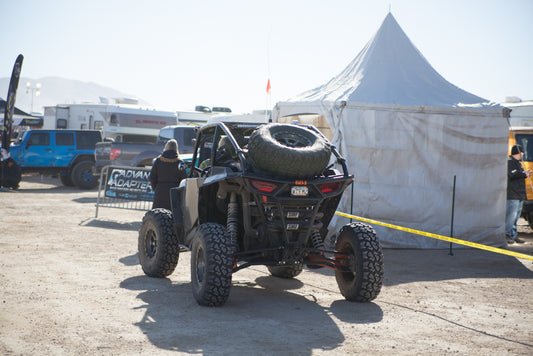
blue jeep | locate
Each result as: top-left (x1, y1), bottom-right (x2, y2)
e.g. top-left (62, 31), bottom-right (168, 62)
top-left (10, 129), bottom-right (102, 189)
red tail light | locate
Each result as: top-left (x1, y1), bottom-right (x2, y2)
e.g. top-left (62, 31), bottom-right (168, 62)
top-left (250, 179), bottom-right (278, 193)
top-left (318, 181), bottom-right (342, 193)
top-left (110, 148), bottom-right (121, 160)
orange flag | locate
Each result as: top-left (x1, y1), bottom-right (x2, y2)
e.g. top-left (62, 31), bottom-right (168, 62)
top-left (266, 79), bottom-right (271, 94)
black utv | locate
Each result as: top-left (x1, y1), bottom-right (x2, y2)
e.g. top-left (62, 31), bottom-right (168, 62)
top-left (138, 122), bottom-right (383, 306)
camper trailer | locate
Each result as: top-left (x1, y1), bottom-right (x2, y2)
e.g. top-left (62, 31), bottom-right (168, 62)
top-left (42, 98), bottom-right (178, 143)
top-left (503, 97), bottom-right (533, 127)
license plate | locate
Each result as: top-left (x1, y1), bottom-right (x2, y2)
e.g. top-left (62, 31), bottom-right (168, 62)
top-left (291, 186), bottom-right (308, 196)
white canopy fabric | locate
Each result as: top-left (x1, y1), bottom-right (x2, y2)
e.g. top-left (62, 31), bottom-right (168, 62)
top-left (273, 13), bottom-right (510, 248)
top-left (293, 13), bottom-right (490, 107)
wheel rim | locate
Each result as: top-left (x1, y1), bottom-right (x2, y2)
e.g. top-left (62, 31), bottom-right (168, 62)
top-left (81, 169), bottom-right (94, 182)
top-left (146, 230), bottom-right (157, 258)
top-left (272, 131), bottom-right (312, 148)
top-left (195, 245), bottom-right (206, 284)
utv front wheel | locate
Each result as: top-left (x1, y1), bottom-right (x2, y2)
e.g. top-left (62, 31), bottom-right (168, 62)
top-left (335, 222), bottom-right (383, 302)
top-left (138, 209), bottom-right (180, 277)
top-left (191, 223), bottom-right (234, 306)
top-left (267, 264), bottom-right (303, 279)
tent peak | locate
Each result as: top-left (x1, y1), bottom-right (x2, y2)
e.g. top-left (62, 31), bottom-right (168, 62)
top-left (290, 12), bottom-right (489, 108)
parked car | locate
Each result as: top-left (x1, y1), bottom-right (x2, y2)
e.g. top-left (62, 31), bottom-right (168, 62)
top-left (9, 129), bottom-right (102, 189)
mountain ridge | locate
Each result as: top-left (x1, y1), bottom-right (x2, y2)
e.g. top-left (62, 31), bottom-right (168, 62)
top-left (0, 76), bottom-right (150, 114)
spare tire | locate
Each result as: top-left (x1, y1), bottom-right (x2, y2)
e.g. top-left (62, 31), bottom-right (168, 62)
top-left (248, 124), bottom-right (330, 179)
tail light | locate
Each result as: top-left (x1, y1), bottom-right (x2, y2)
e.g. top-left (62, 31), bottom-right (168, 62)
top-left (250, 179), bottom-right (278, 193)
top-left (318, 181), bottom-right (342, 194)
top-left (110, 148), bottom-right (121, 160)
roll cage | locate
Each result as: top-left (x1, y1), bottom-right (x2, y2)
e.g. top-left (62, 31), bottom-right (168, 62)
top-left (189, 122), bottom-right (351, 178)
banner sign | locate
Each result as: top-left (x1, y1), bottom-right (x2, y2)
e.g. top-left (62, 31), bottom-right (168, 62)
top-left (104, 167), bottom-right (154, 201)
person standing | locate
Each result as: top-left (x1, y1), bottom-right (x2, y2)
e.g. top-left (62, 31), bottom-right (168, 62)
top-left (506, 144), bottom-right (531, 244)
top-left (1, 149), bottom-right (21, 191)
top-left (1, 157), bottom-right (22, 190)
top-left (149, 139), bottom-right (187, 210)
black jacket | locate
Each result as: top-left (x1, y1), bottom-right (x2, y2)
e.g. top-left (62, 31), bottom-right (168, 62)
top-left (0, 158), bottom-right (22, 189)
top-left (507, 156), bottom-right (528, 200)
top-left (149, 150), bottom-right (187, 209)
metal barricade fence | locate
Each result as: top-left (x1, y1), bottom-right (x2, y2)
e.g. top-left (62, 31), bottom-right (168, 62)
top-left (95, 165), bottom-right (154, 217)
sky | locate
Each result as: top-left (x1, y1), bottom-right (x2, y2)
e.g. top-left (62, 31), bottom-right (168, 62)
top-left (1, 0), bottom-right (532, 114)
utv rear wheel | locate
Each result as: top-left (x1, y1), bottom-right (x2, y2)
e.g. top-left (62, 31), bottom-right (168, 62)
top-left (191, 223), bottom-right (234, 306)
top-left (335, 222), bottom-right (383, 302)
top-left (248, 124), bottom-right (331, 179)
top-left (138, 209), bottom-right (180, 278)
top-left (71, 160), bottom-right (98, 189)
top-left (267, 264), bottom-right (303, 279)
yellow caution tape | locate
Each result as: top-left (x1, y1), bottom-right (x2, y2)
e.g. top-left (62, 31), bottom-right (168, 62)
top-left (335, 211), bottom-right (533, 261)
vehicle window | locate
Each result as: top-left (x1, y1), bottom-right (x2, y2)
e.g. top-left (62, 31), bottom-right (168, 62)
top-left (110, 114), bottom-right (118, 125)
top-left (158, 127), bottom-right (173, 141)
top-left (181, 128), bottom-right (196, 154)
top-left (121, 135), bottom-right (157, 144)
top-left (28, 132), bottom-right (50, 146)
top-left (76, 131), bottom-right (102, 149)
top-left (515, 134), bottom-right (533, 162)
top-left (56, 132), bottom-right (75, 146)
top-left (56, 119), bottom-right (67, 129)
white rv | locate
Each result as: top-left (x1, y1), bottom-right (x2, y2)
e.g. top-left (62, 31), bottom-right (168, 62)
top-left (42, 98), bottom-right (178, 143)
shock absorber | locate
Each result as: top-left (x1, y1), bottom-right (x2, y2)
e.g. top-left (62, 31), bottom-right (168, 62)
top-left (307, 227), bottom-right (325, 269)
top-left (311, 212), bottom-right (325, 251)
top-left (227, 192), bottom-right (239, 252)
top-left (310, 228), bottom-right (325, 251)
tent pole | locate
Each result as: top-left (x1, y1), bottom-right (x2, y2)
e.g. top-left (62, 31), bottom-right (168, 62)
top-left (350, 182), bottom-right (354, 223)
top-left (449, 175), bottom-right (456, 256)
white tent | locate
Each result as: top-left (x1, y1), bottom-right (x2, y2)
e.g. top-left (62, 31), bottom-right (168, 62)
top-left (273, 13), bottom-right (510, 248)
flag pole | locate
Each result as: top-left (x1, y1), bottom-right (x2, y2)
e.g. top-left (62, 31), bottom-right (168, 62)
top-left (266, 28), bottom-right (272, 121)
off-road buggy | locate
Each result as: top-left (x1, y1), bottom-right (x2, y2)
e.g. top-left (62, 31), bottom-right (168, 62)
top-left (138, 122), bottom-right (383, 306)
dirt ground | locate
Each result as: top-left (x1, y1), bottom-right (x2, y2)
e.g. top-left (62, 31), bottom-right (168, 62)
top-left (0, 174), bottom-right (532, 355)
